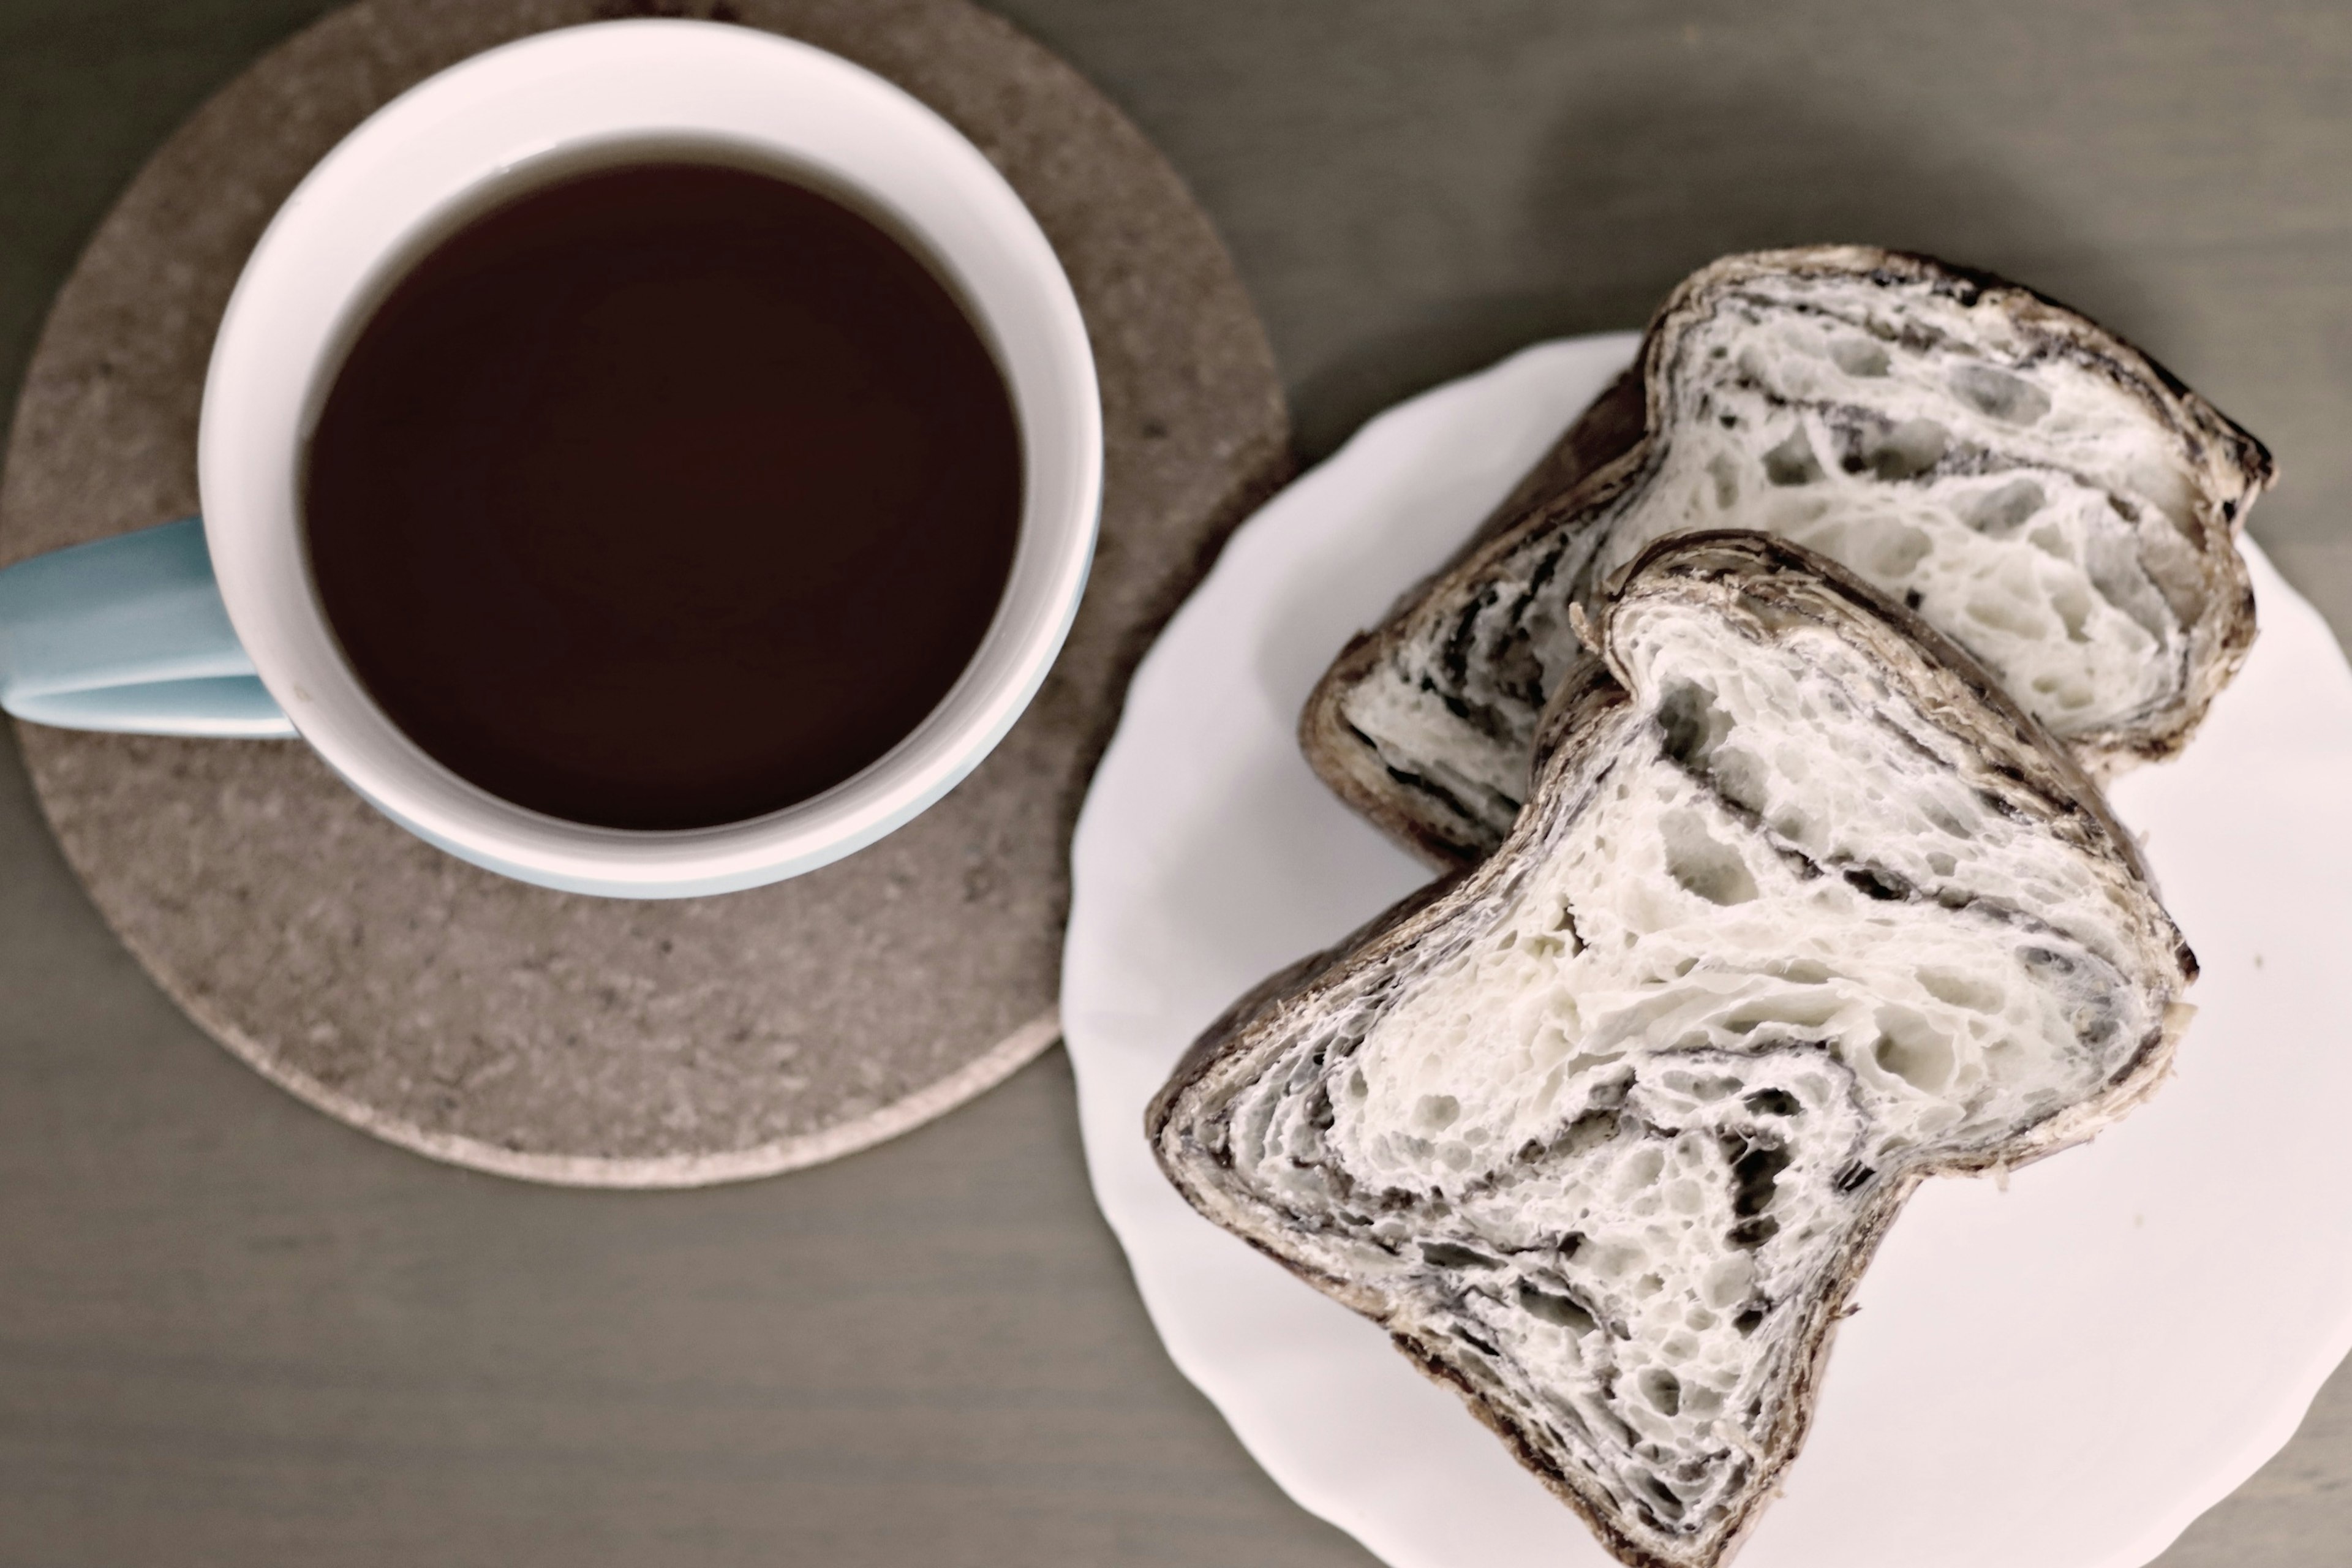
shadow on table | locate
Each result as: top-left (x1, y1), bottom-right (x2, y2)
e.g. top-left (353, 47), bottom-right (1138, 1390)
top-left (1291, 63), bottom-right (2163, 463)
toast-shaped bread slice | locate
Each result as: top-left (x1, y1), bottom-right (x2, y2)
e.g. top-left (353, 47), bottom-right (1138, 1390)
top-left (1306, 246), bottom-right (2273, 866)
top-left (1153, 534), bottom-right (2196, 1568)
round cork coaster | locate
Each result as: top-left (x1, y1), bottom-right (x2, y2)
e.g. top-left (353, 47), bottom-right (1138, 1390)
top-left (0, 0), bottom-right (1289, 1186)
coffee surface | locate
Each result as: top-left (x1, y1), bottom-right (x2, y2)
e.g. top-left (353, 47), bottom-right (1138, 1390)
top-left (305, 162), bottom-right (1023, 830)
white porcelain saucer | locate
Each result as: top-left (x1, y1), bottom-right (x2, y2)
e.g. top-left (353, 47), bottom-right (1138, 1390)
top-left (1063, 333), bottom-right (2352, 1568)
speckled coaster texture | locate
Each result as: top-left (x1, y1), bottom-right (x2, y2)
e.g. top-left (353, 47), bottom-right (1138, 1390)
top-left (0, 0), bottom-right (1290, 1186)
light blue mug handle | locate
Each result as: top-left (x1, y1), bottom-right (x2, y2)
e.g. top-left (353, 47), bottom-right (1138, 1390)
top-left (0, 517), bottom-right (296, 737)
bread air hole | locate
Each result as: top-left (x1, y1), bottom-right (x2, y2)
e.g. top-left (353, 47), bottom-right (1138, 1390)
top-left (1658, 1069), bottom-right (1743, 1101)
top-left (1662, 810), bottom-right (1760, 906)
top-left (2049, 579), bottom-right (2095, 644)
top-left (1637, 1470), bottom-right (1687, 1522)
top-left (1871, 1007), bottom-right (1956, 1094)
top-left (1519, 1280), bottom-right (1600, 1333)
top-left (1860, 418), bottom-right (1950, 481)
top-left (1964, 587), bottom-right (2051, 640)
top-left (1422, 1241), bottom-right (1501, 1269)
top-left (1656, 680), bottom-right (1732, 769)
top-left (1918, 967), bottom-right (2004, 1012)
top-left (1828, 336), bottom-right (1890, 377)
top-left (1762, 428), bottom-right (1824, 487)
top-left (1862, 521), bottom-right (1933, 579)
top-left (1948, 361), bottom-right (2052, 426)
top-left (1701, 1253), bottom-right (1755, 1309)
top-left (2031, 671), bottom-right (2098, 710)
top-left (1724, 1138), bottom-right (1790, 1218)
top-left (1724, 991), bottom-right (1844, 1031)
top-left (1962, 477), bottom-right (2046, 536)
top-left (1414, 1093), bottom-right (1461, 1131)
top-left (1619, 1144), bottom-right (1668, 1192)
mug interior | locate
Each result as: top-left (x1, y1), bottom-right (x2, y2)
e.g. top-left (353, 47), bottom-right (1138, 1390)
top-left (200, 20), bottom-right (1101, 897)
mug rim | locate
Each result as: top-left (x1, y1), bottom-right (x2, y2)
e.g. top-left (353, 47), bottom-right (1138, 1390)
top-left (198, 19), bottom-right (1102, 897)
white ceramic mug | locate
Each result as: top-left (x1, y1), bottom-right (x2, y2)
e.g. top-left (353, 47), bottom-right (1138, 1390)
top-left (0, 20), bottom-right (1102, 899)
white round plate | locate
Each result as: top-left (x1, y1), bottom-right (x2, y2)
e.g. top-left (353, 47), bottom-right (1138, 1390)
top-left (1064, 333), bottom-right (2352, 1568)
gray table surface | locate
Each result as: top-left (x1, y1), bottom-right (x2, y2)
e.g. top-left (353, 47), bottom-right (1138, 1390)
top-left (3, 2), bottom-right (2348, 1564)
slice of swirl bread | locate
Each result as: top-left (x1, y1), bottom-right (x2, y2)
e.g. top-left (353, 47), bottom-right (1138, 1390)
top-left (1153, 534), bottom-right (2196, 1568)
top-left (1304, 246), bottom-right (2274, 867)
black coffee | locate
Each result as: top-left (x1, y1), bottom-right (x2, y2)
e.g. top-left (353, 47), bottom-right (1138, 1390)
top-left (304, 162), bottom-right (1023, 831)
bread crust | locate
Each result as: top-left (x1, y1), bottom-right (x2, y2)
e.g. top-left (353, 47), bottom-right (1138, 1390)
top-left (1159, 532), bottom-right (2196, 1568)
top-left (1302, 246), bottom-right (2275, 869)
